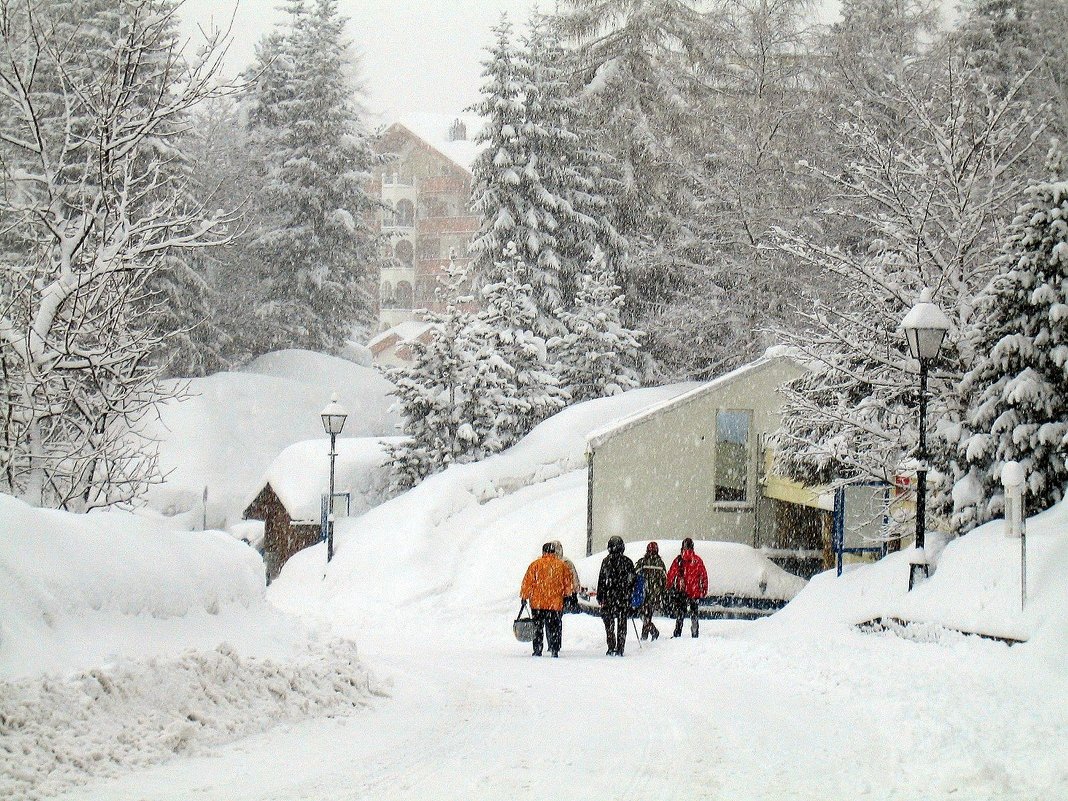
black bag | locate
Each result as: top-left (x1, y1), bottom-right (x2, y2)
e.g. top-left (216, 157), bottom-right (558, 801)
top-left (513, 600), bottom-right (536, 642)
top-left (665, 557), bottom-right (687, 616)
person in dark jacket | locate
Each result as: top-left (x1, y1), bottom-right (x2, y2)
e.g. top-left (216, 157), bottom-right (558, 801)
top-left (634, 541), bottom-right (666, 640)
top-left (597, 535), bottom-right (635, 656)
top-left (666, 537), bottom-right (709, 638)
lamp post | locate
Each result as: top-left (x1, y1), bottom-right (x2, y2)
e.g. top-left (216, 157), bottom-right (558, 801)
top-left (320, 393), bottom-right (348, 563)
top-left (901, 288), bottom-right (950, 590)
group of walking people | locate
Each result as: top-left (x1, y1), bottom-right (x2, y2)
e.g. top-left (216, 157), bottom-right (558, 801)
top-left (519, 537), bottom-right (709, 658)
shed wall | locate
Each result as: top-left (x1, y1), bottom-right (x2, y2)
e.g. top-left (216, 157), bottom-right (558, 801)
top-left (589, 360), bottom-right (805, 554)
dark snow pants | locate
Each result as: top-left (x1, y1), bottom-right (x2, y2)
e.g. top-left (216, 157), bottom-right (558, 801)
top-left (532, 608), bottom-right (562, 656)
top-left (673, 599), bottom-right (700, 637)
top-left (602, 607), bottom-right (628, 655)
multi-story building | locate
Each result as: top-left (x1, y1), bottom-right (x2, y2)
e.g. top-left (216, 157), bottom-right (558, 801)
top-left (370, 114), bottom-right (482, 341)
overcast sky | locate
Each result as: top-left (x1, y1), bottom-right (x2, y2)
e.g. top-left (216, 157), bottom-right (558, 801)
top-left (178, 0), bottom-right (541, 125)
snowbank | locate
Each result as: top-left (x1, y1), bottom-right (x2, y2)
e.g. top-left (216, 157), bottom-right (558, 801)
top-left (766, 496), bottom-right (1068, 664)
top-left (0, 494), bottom-right (386, 800)
top-left (0, 494), bottom-right (276, 679)
top-left (0, 642), bottom-right (382, 801)
top-left (144, 349), bottom-right (399, 528)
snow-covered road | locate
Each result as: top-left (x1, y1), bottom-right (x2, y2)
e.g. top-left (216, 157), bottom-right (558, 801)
top-left (54, 604), bottom-right (1066, 801)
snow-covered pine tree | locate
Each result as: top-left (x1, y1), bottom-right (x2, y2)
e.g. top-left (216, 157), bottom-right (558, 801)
top-left (384, 258), bottom-right (510, 489)
top-left (553, 0), bottom-right (726, 376)
top-left (469, 17), bottom-right (528, 286)
top-left (244, 0), bottom-right (381, 355)
top-left (650, 0), bottom-right (820, 382)
top-left (517, 14), bottom-right (625, 321)
top-left (955, 0), bottom-right (1068, 137)
top-left (553, 248), bottom-right (642, 404)
top-left (954, 0), bottom-right (1068, 180)
top-left (469, 244), bottom-right (569, 448)
top-left (947, 182), bottom-right (1068, 532)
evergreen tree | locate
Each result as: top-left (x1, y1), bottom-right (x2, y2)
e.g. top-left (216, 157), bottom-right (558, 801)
top-left (553, 0), bottom-right (724, 373)
top-left (244, 0), bottom-right (381, 355)
top-left (955, 0), bottom-right (1068, 141)
top-left (653, 0), bottom-right (819, 381)
top-left (519, 14), bottom-right (625, 318)
top-left (554, 248), bottom-right (642, 404)
top-left (948, 182), bottom-right (1068, 532)
top-left (468, 245), bottom-right (569, 448)
top-left (470, 15), bottom-right (622, 338)
top-left (469, 17), bottom-right (526, 284)
top-left (385, 258), bottom-right (510, 489)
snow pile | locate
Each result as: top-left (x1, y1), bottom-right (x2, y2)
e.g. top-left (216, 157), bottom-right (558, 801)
top-left (767, 495), bottom-right (1068, 662)
top-left (144, 349), bottom-right (398, 528)
top-left (0, 494), bottom-right (270, 679)
top-left (575, 540), bottom-right (806, 600)
top-left (0, 494), bottom-right (386, 800)
top-left (0, 641), bottom-right (383, 801)
top-left (251, 436), bottom-right (404, 522)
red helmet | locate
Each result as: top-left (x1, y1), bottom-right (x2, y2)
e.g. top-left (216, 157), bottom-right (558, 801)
top-left (647, 541), bottom-right (658, 555)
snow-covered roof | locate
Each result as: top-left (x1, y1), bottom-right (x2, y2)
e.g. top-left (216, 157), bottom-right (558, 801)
top-left (368, 321), bottom-right (434, 351)
top-left (247, 437), bottom-right (403, 523)
top-left (585, 351), bottom-right (804, 451)
top-left (389, 112), bottom-right (485, 173)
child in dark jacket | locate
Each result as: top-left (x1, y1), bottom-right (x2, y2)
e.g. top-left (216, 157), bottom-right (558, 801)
top-left (634, 541), bottom-right (666, 640)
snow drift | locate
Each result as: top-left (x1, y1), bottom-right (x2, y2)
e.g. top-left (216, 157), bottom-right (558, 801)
top-left (144, 349), bottom-right (399, 528)
top-left (0, 494), bottom-right (386, 801)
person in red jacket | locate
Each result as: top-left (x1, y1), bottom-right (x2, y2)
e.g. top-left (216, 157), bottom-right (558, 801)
top-left (666, 537), bottom-right (708, 638)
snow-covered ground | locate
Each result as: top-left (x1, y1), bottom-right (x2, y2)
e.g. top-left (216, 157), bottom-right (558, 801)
top-left (1, 376), bottom-right (1065, 801)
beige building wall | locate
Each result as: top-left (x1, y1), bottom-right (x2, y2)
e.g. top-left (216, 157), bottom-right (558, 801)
top-left (587, 357), bottom-right (807, 555)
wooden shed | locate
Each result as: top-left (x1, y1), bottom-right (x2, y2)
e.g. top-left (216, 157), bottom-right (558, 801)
top-left (584, 352), bottom-right (829, 577)
top-left (244, 484), bottom-right (320, 582)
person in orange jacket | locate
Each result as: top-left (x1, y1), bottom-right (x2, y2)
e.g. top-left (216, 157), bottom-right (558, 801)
top-left (520, 542), bottom-right (574, 657)
top-left (666, 537), bottom-right (708, 638)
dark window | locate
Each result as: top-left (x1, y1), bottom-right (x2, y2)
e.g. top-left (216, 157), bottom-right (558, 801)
top-left (396, 281), bottom-right (413, 308)
top-left (396, 199), bottom-right (415, 227)
top-left (714, 410), bottom-right (752, 503)
top-left (395, 240), bottom-right (414, 267)
top-left (419, 239), bottom-right (440, 260)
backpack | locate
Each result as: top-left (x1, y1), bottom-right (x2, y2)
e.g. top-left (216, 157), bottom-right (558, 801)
top-left (630, 573), bottom-right (646, 609)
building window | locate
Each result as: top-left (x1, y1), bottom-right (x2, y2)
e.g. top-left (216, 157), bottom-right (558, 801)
top-left (396, 199), bottom-right (415, 227)
top-left (416, 277), bottom-right (435, 306)
top-left (419, 239), bottom-right (440, 260)
top-left (395, 239), bottom-right (413, 267)
top-left (380, 281), bottom-right (393, 307)
top-left (396, 281), bottom-right (413, 309)
top-left (714, 409), bottom-right (752, 504)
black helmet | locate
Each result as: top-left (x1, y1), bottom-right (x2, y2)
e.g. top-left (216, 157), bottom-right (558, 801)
top-left (608, 536), bottom-right (625, 554)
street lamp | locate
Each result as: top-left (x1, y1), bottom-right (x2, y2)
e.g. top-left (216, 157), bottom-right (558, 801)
top-left (901, 288), bottom-right (951, 589)
top-left (320, 392), bottom-right (348, 563)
